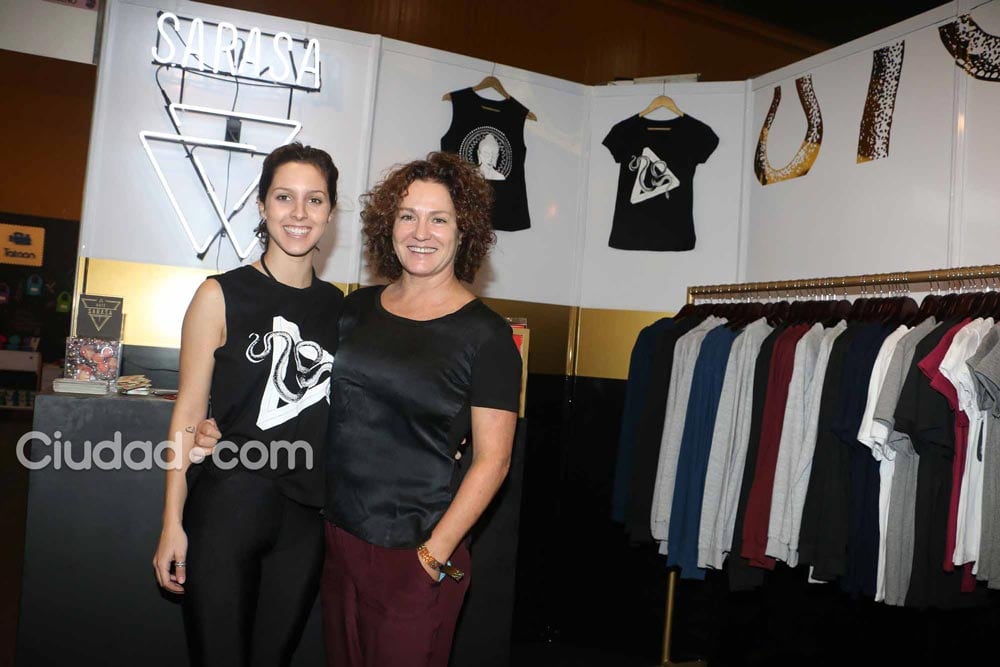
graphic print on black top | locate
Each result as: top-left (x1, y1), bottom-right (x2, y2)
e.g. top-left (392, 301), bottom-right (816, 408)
top-left (245, 315), bottom-right (334, 431)
top-left (203, 265), bottom-right (343, 508)
top-left (441, 88), bottom-right (531, 231)
top-left (459, 127), bottom-right (512, 181)
top-left (603, 113), bottom-right (718, 251)
top-left (629, 147), bottom-right (680, 203)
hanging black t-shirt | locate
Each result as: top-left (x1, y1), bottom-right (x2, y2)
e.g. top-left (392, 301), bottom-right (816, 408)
top-left (602, 113), bottom-right (719, 252)
top-left (894, 320), bottom-right (968, 609)
top-left (441, 87), bottom-right (531, 232)
top-left (201, 265), bottom-right (344, 508)
top-left (324, 286), bottom-right (522, 549)
top-left (798, 323), bottom-right (861, 576)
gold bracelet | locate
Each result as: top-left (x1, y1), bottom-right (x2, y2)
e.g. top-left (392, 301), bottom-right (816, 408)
top-left (417, 544), bottom-right (465, 582)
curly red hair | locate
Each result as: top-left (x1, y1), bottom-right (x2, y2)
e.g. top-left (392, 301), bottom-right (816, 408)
top-left (360, 152), bottom-right (495, 283)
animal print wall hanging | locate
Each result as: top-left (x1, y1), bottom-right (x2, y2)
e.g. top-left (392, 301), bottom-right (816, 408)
top-left (939, 14), bottom-right (1000, 82)
top-left (858, 41), bottom-right (905, 163)
top-left (754, 74), bottom-right (823, 186)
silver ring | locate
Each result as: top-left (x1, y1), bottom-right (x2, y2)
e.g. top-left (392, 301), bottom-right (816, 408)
top-left (175, 561), bottom-right (187, 568)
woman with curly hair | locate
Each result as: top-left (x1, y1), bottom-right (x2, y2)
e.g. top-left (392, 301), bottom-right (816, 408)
top-left (320, 151), bottom-right (522, 667)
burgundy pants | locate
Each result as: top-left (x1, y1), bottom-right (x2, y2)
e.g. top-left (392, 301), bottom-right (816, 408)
top-left (321, 523), bottom-right (471, 667)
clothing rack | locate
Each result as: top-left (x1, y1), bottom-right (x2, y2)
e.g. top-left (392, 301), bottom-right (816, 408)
top-left (657, 262), bottom-right (1000, 667)
top-left (686, 263), bottom-right (1000, 305)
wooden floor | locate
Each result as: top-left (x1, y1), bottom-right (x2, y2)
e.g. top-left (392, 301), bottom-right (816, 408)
top-left (1, 411), bottom-right (32, 667)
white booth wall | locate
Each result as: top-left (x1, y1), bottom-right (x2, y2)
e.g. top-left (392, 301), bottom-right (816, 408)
top-left (957, 1), bottom-right (1000, 267)
top-left (580, 81), bottom-right (747, 311)
top-left (76, 0), bottom-right (1000, 317)
top-left (77, 0), bottom-right (748, 312)
top-left (79, 0), bottom-right (378, 284)
top-left (743, 0), bottom-right (1000, 285)
top-left (367, 39), bottom-right (591, 305)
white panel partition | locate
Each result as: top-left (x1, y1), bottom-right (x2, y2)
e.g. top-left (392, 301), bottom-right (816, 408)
top-left (367, 39), bottom-right (590, 305)
top-left (958, 2), bottom-right (1000, 266)
top-left (79, 0), bottom-right (1000, 316)
top-left (579, 82), bottom-right (747, 310)
top-left (746, 15), bottom-right (957, 282)
top-left (79, 0), bottom-right (378, 283)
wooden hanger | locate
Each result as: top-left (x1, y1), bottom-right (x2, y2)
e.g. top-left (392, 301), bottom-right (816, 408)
top-left (639, 95), bottom-right (684, 120)
top-left (442, 74), bottom-right (537, 121)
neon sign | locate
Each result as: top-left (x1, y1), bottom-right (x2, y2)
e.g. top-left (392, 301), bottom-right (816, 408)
top-left (150, 12), bottom-right (321, 91)
top-left (140, 10), bottom-right (319, 260)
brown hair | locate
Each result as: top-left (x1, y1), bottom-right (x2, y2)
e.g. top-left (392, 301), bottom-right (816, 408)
top-left (360, 152), bottom-right (495, 283)
top-left (255, 142), bottom-right (339, 249)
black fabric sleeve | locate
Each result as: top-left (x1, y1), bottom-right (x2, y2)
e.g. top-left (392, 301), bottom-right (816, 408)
top-left (694, 119), bottom-right (720, 164)
top-left (602, 118), bottom-right (630, 163)
top-left (471, 328), bottom-right (522, 412)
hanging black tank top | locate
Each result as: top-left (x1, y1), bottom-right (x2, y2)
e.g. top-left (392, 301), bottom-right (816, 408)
top-left (200, 265), bottom-right (344, 508)
top-left (440, 87), bottom-right (531, 232)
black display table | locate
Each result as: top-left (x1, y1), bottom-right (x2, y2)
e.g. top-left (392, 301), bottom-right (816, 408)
top-left (17, 392), bottom-right (524, 666)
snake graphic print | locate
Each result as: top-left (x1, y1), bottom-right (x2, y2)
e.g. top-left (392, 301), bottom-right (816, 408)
top-left (245, 315), bottom-right (334, 430)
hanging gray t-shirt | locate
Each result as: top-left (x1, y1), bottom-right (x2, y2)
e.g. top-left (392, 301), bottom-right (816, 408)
top-left (969, 326), bottom-right (1000, 587)
top-left (651, 317), bottom-right (726, 547)
top-left (872, 317), bottom-right (936, 606)
top-left (698, 317), bottom-right (773, 569)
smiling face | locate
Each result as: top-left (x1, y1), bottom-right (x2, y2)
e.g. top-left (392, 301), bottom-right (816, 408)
top-left (257, 161), bottom-right (332, 257)
top-left (391, 179), bottom-right (461, 281)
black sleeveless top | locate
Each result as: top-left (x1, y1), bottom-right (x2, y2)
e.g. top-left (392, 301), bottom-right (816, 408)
top-left (440, 87), bottom-right (531, 232)
top-left (202, 265), bottom-right (344, 508)
top-left (324, 286), bottom-right (522, 548)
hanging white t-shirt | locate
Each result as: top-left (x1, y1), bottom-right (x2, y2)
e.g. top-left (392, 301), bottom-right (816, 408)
top-left (940, 317), bottom-right (994, 571)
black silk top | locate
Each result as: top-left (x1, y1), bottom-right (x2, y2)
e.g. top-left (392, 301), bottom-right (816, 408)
top-left (324, 286), bottom-right (522, 548)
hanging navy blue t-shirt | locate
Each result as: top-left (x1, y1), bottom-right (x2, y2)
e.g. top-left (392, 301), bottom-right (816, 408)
top-left (441, 87), bottom-right (531, 232)
top-left (603, 113), bottom-right (719, 251)
top-left (612, 317), bottom-right (675, 523)
top-left (831, 323), bottom-right (891, 597)
top-left (667, 323), bottom-right (740, 580)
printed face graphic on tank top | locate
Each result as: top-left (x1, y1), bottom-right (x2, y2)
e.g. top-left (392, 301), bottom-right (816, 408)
top-left (603, 113), bottom-right (719, 252)
top-left (441, 87), bottom-right (532, 231)
top-left (245, 315), bottom-right (334, 430)
top-left (459, 127), bottom-right (512, 181)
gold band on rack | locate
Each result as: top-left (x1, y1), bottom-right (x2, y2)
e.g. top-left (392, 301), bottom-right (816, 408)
top-left (687, 263), bottom-right (1000, 303)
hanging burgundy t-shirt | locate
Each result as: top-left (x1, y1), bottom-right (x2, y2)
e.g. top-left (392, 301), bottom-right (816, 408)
top-left (920, 319), bottom-right (977, 593)
top-left (741, 323), bottom-right (812, 569)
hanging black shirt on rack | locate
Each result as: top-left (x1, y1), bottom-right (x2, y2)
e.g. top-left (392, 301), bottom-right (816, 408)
top-left (798, 323), bottom-right (862, 577)
top-left (625, 316), bottom-right (704, 542)
top-left (602, 113), bottom-right (719, 252)
top-left (441, 87), bottom-right (532, 232)
top-left (894, 319), bottom-right (969, 609)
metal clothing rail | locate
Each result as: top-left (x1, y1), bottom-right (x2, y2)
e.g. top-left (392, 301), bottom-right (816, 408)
top-left (686, 263), bottom-right (1000, 304)
top-left (660, 262), bottom-right (1000, 667)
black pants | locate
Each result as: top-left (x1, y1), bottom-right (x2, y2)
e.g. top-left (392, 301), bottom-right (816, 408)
top-left (182, 471), bottom-right (323, 667)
